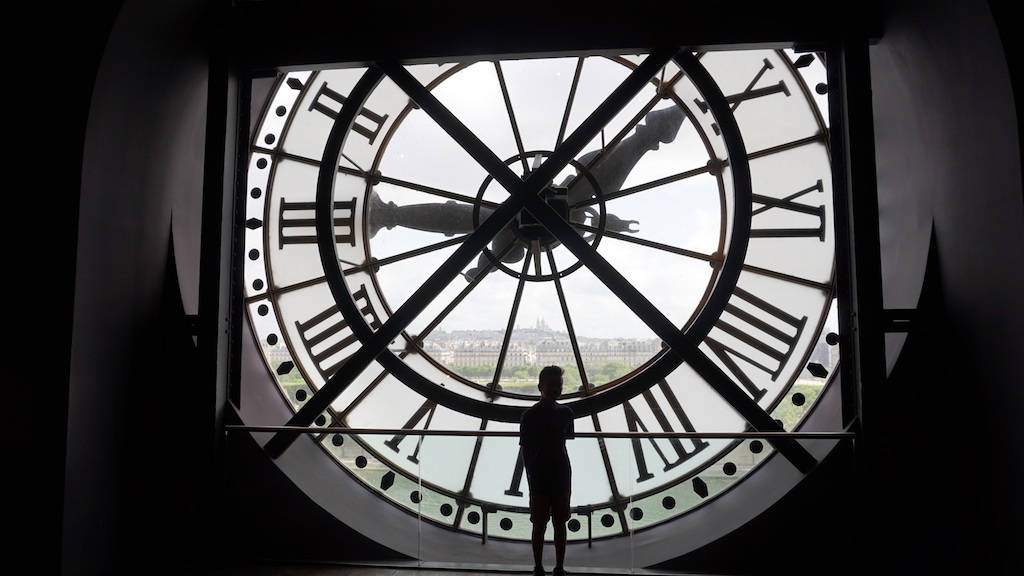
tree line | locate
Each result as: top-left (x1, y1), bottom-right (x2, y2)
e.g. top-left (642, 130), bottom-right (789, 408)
top-left (452, 362), bottom-right (634, 389)
top-left (276, 360), bottom-right (638, 389)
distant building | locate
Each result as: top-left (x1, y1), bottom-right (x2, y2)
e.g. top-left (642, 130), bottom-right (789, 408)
top-left (420, 328), bottom-right (661, 369)
top-left (264, 343), bottom-right (291, 363)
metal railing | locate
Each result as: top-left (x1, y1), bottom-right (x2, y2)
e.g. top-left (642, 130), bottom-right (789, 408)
top-left (227, 426), bottom-right (854, 439)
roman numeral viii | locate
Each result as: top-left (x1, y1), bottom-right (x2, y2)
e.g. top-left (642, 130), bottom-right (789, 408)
top-left (295, 285), bottom-right (382, 379)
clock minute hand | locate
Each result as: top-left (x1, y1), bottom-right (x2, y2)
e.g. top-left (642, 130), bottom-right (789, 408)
top-left (368, 190), bottom-right (482, 237)
top-left (368, 192), bottom-right (528, 279)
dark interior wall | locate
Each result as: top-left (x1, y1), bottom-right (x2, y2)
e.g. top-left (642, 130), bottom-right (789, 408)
top-left (866, 0), bottom-right (1023, 572)
top-left (56, 1), bottom-right (214, 574)
top-left (12, 0), bottom-right (126, 574)
top-left (20, 0), bottom-right (1019, 575)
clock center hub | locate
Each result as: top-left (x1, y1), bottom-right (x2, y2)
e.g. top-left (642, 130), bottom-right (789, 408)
top-left (470, 151), bottom-right (623, 282)
top-left (515, 186), bottom-right (569, 245)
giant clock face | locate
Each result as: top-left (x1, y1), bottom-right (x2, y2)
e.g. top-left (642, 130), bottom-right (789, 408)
top-left (242, 48), bottom-right (837, 554)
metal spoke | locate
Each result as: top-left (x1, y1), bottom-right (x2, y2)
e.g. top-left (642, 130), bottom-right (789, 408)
top-left (407, 238), bottom-right (521, 346)
top-left (555, 57), bottom-right (585, 149)
top-left (747, 133), bottom-right (828, 162)
top-left (739, 263), bottom-right (834, 292)
top-left (368, 170), bottom-right (502, 209)
top-left (488, 254), bottom-right (531, 396)
top-left (584, 225), bottom-right (833, 291)
top-left (546, 248), bottom-right (591, 393)
top-left (495, 61), bottom-right (529, 174)
top-left (569, 161), bottom-right (720, 209)
top-left (343, 234), bottom-right (468, 274)
top-left (530, 240), bottom-right (544, 277)
top-left (334, 364), bottom-right (392, 422)
top-left (452, 419), bottom-right (489, 531)
top-left (576, 224), bottom-right (718, 263)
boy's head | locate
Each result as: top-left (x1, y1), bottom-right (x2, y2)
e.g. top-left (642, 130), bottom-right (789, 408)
top-left (538, 365), bottom-right (564, 400)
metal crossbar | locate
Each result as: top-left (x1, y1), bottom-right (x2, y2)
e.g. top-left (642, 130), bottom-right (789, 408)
top-left (228, 426), bottom-right (853, 440)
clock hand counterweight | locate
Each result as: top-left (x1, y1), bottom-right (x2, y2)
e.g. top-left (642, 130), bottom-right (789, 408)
top-left (369, 193), bottom-right (476, 237)
top-left (367, 192), bottom-right (530, 278)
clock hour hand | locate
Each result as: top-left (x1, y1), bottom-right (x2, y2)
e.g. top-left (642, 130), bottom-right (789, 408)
top-left (562, 105), bottom-right (686, 208)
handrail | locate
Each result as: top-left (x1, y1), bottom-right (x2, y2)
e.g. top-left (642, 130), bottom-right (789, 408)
top-left (226, 425), bottom-right (854, 439)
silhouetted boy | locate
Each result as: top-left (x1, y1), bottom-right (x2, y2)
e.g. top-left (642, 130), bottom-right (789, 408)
top-left (520, 366), bottom-right (575, 576)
